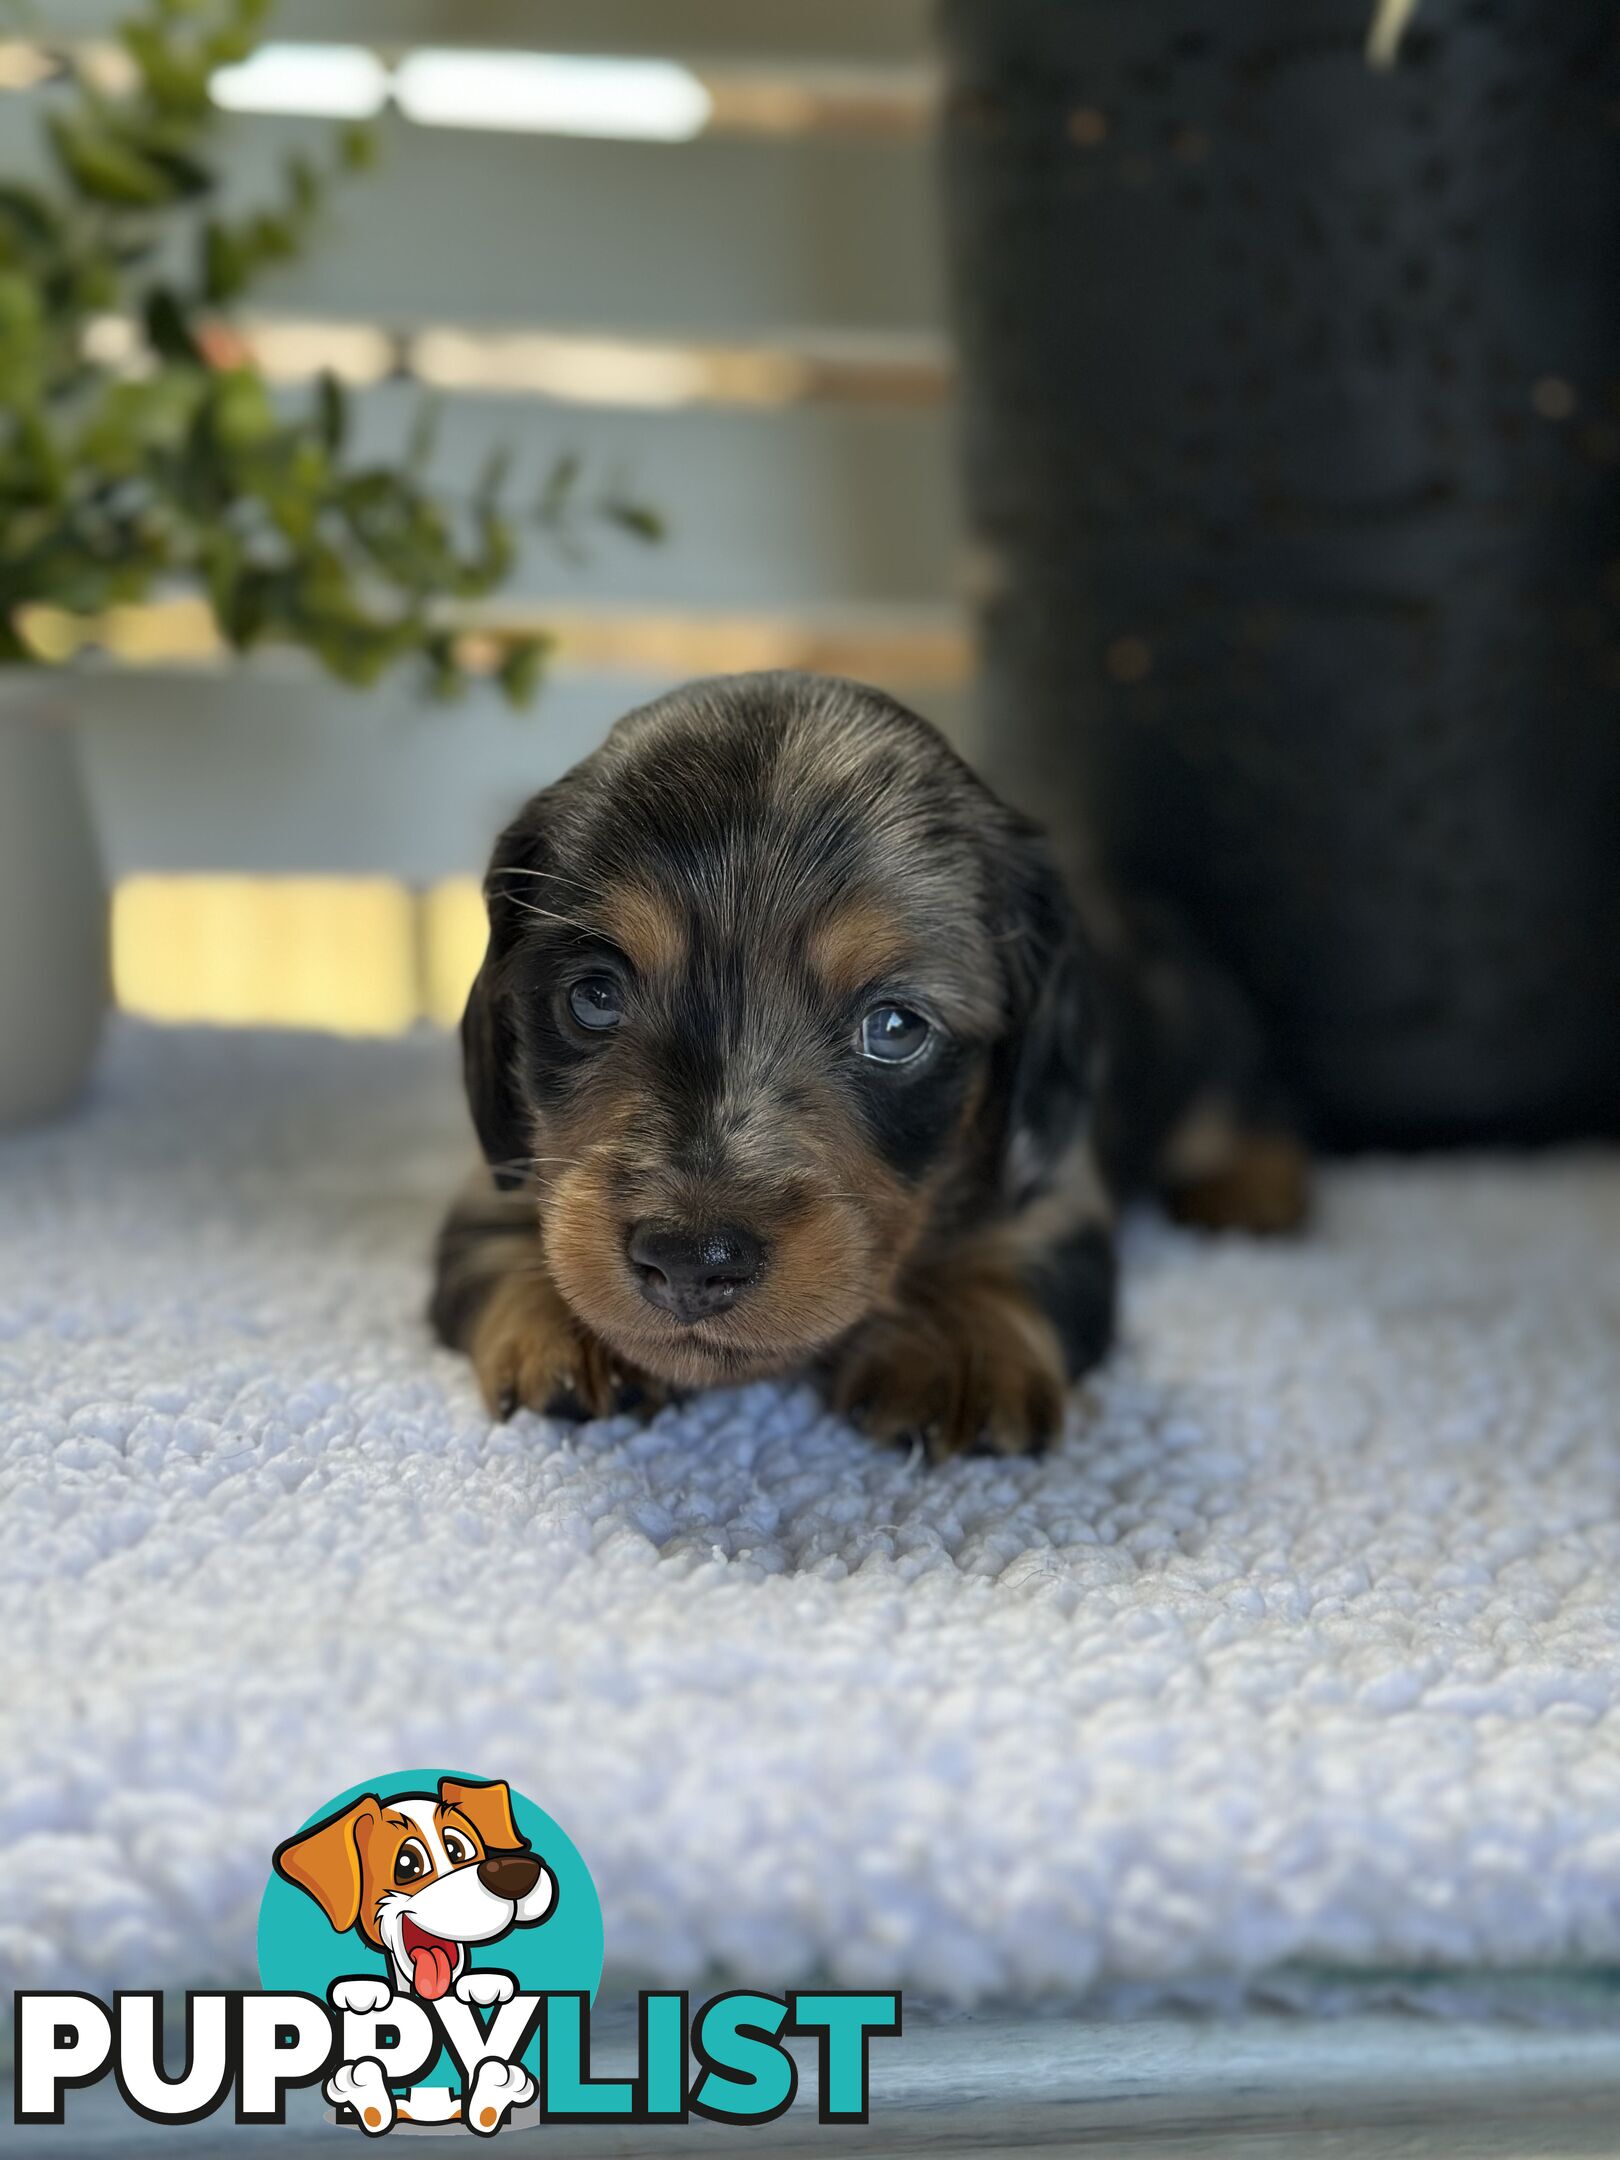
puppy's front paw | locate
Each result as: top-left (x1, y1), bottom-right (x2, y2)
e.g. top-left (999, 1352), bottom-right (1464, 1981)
top-left (471, 1271), bottom-right (664, 1423)
top-left (834, 1272), bottom-right (1067, 1462)
top-left (326, 2059), bottom-right (394, 2135)
top-left (329, 1977), bottom-right (394, 2017)
top-left (466, 2058), bottom-right (536, 2136)
top-left (455, 1967), bottom-right (516, 2008)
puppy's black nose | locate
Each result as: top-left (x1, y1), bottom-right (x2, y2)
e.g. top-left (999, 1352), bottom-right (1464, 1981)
top-left (478, 1851), bottom-right (541, 1901)
top-left (628, 1222), bottom-right (763, 1324)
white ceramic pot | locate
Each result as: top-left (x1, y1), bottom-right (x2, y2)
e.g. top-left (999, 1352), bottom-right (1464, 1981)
top-left (0, 679), bottom-right (108, 1125)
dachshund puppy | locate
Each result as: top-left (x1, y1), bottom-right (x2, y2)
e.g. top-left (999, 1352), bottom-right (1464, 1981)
top-left (431, 671), bottom-right (1304, 1459)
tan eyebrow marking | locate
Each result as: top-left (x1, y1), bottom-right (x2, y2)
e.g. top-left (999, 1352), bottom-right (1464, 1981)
top-left (807, 895), bottom-right (913, 996)
top-left (597, 879), bottom-right (687, 976)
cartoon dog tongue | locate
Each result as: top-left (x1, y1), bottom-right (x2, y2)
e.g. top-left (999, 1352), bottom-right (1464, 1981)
top-left (403, 1923), bottom-right (457, 2001)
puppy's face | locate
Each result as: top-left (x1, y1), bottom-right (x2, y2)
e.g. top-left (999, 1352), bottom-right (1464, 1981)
top-left (464, 674), bottom-right (1091, 1389)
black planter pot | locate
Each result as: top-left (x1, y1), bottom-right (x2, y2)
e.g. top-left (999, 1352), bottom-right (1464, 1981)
top-left (938, 0), bottom-right (1620, 1148)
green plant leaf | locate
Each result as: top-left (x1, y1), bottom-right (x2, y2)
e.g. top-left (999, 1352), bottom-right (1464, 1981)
top-left (140, 139), bottom-right (216, 199)
top-left (284, 151), bottom-right (321, 218)
top-left (47, 113), bottom-right (175, 205)
top-left (208, 367), bottom-right (275, 448)
top-left (144, 285), bottom-right (204, 365)
top-left (0, 267), bottom-right (41, 335)
top-left (314, 370), bottom-right (346, 454)
top-left (535, 451), bottom-right (581, 526)
top-left (0, 618), bottom-right (39, 665)
top-left (600, 496), bottom-right (666, 544)
top-left (496, 634), bottom-right (547, 708)
top-left (423, 628), bottom-right (466, 701)
top-left (121, 19), bottom-right (213, 114)
top-left (0, 184), bottom-right (63, 257)
top-left (474, 444), bottom-right (514, 508)
top-left (202, 0), bottom-right (274, 68)
top-left (247, 209), bottom-right (296, 262)
top-left (201, 218), bottom-right (248, 301)
top-left (338, 122), bottom-right (379, 172)
top-left (0, 270), bottom-right (44, 403)
top-left (462, 506), bottom-right (515, 595)
top-left (406, 394), bottom-right (442, 473)
top-left (0, 0), bottom-right (565, 701)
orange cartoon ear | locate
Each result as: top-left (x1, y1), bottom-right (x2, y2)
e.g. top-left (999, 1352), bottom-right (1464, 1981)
top-left (439, 1776), bottom-right (525, 1853)
top-left (273, 1795), bottom-right (382, 1932)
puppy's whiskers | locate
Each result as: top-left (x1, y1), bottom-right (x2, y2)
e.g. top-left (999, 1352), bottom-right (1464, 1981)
top-left (480, 1147), bottom-right (588, 1176)
top-left (480, 1158), bottom-right (546, 1184)
top-left (522, 1155), bottom-right (587, 1181)
top-left (488, 889), bottom-right (592, 932)
top-left (491, 866), bottom-right (612, 901)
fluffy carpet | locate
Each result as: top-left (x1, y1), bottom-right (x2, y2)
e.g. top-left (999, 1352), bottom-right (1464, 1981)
top-left (4, 1022), bottom-right (1620, 2008)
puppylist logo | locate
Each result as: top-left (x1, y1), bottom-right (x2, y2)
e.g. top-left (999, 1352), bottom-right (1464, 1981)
top-left (13, 1769), bottom-right (901, 2138)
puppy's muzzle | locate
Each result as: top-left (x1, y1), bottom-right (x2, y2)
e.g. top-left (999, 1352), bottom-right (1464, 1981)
top-left (628, 1221), bottom-right (764, 1325)
top-left (477, 1851), bottom-right (543, 1901)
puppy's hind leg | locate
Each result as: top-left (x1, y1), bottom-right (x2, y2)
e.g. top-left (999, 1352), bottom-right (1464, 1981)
top-left (1159, 1104), bottom-right (1311, 1236)
top-left (430, 1173), bottom-right (663, 1421)
top-left (1089, 897), bottom-right (1311, 1238)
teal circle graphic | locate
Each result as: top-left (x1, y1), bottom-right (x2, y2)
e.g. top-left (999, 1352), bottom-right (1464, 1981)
top-left (257, 1768), bottom-right (603, 2092)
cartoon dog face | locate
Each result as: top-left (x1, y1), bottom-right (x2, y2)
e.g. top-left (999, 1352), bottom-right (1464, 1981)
top-left (273, 1777), bottom-right (555, 2001)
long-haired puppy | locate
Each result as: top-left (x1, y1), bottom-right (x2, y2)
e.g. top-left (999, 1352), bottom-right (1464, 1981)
top-left (431, 672), bottom-right (1305, 1460)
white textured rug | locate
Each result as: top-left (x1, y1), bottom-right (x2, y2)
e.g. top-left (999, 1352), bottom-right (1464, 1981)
top-left (4, 1023), bottom-right (1620, 2008)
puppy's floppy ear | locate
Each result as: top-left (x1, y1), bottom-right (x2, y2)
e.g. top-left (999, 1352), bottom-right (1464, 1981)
top-left (461, 794), bottom-right (551, 1190)
top-left (462, 953), bottom-right (526, 1190)
top-left (272, 1795), bottom-right (381, 1934)
top-left (439, 1776), bottom-right (527, 1854)
top-left (994, 822), bottom-right (1097, 1207)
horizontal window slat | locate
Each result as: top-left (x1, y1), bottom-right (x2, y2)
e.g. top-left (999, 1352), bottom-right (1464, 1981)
top-left (345, 392), bottom-right (958, 609)
top-left (6, 41), bottom-right (935, 140)
top-left (88, 313), bottom-right (951, 409)
top-left (78, 669), bottom-right (977, 882)
top-left (38, 1), bottom-right (935, 66)
top-left (207, 118), bottom-right (943, 336)
top-left (0, 93), bottom-right (941, 335)
top-left (43, 597), bottom-right (969, 683)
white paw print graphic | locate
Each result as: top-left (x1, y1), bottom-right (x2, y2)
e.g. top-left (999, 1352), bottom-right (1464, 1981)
top-left (325, 2057), bottom-right (395, 2136)
top-left (329, 1976), bottom-right (394, 2017)
top-left (465, 2058), bottom-right (535, 2137)
top-left (454, 1967), bottom-right (517, 2008)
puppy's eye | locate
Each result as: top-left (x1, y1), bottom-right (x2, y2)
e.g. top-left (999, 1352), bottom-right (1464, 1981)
top-left (442, 1829), bottom-right (475, 1867)
top-left (567, 974), bottom-right (623, 1032)
top-left (860, 1004), bottom-right (932, 1065)
top-left (394, 1839), bottom-right (431, 1886)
